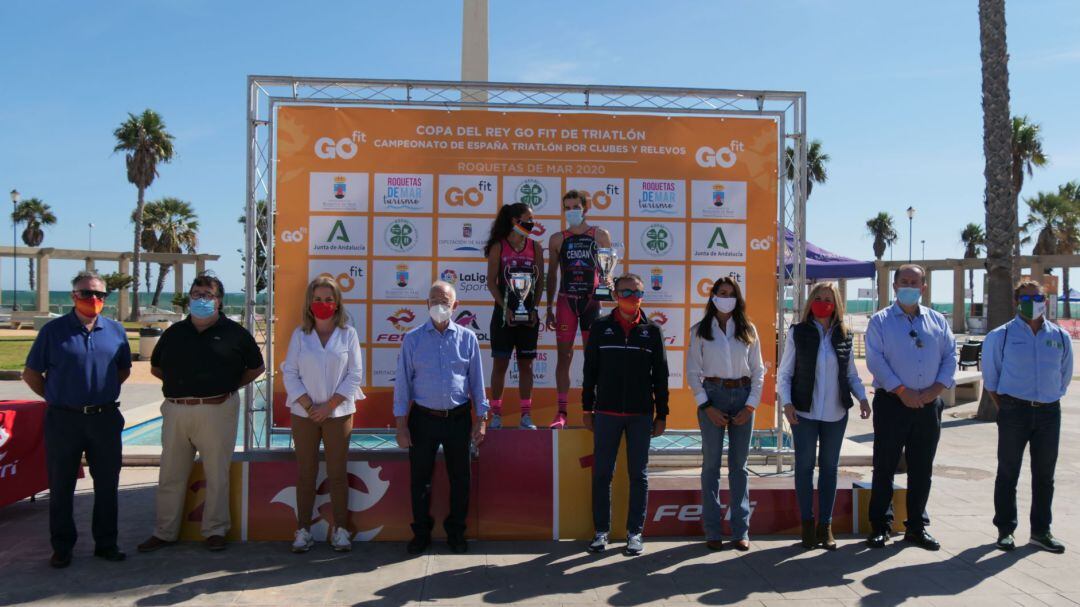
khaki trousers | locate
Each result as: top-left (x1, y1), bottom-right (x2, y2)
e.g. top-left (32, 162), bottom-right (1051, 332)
top-left (154, 394), bottom-right (240, 541)
top-left (292, 413), bottom-right (354, 532)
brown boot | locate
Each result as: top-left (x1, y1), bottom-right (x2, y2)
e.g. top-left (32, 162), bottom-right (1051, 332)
top-left (801, 520), bottom-right (816, 549)
top-left (817, 522), bottom-right (837, 551)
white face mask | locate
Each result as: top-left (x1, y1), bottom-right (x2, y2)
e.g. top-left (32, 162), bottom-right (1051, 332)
top-left (712, 296), bottom-right (737, 314)
top-left (429, 304), bottom-right (452, 324)
top-left (1030, 301), bottom-right (1047, 320)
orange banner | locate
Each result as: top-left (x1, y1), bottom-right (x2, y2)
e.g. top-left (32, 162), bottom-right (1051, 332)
top-left (274, 106), bottom-right (779, 430)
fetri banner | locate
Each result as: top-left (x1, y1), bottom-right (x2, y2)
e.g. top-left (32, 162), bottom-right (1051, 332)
top-left (273, 107), bottom-right (780, 430)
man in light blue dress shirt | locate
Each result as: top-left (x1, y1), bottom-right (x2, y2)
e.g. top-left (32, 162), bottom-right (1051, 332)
top-left (394, 281), bottom-right (488, 555)
top-left (983, 279), bottom-right (1072, 553)
top-left (864, 264), bottom-right (956, 550)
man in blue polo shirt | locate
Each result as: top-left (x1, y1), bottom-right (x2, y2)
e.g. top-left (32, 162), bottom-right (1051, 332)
top-left (22, 270), bottom-right (131, 568)
top-left (983, 279), bottom-right (1073, 554)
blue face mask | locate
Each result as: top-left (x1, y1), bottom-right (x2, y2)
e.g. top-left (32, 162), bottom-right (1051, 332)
top-left (896, 287), bottom-right (922, 306)
top-left (189, 298), bottom-right (217, 319)
top-left (565, 209), bottom-right (584, 227)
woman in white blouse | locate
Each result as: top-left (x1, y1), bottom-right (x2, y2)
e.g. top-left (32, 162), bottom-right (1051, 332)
top-left (687, 277), bottom-right (765, 552)
top-left (777, 282), bottom-right (869, 551)
top-left (282, 277), bottom-right (365, 553)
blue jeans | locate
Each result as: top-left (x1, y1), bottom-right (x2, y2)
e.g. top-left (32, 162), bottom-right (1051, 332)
top-left (792, 413), bottom-right (848, 523)
top-left (592, 413), bottom-right (652, 535)
top-left (698, 383), bottom-right (753, 541)
top-left (993, 397), bottom-right (1060, 535)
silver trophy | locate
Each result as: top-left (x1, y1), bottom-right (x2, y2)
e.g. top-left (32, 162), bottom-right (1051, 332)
top-left (505, 267), bottom-right (537, 324)
top-left (593, 247), bottom-right (618, 301)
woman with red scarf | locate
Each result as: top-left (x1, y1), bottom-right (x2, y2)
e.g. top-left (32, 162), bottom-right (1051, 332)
top-left (282, 276), bottom-right (365, 553)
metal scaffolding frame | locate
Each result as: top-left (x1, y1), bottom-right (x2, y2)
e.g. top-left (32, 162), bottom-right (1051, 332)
top-left (243, 76), bottom-right (808, 464)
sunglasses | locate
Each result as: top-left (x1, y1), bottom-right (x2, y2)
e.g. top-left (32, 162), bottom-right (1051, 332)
top-left (1019, 294), bottom-right (1046, 303)
top-left (908, 330), bottom-right (924, 349)
top-left (617, 289), bottom-right (645, 298)
top-left (74, 289), bottom-right (107, 300)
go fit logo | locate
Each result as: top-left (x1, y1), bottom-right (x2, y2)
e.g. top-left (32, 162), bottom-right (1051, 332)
top-left (314, 131), bottom-right (367, 160)
top-left (695, 140), bottom-right (745, 169)
top-left (577, 184), bottom-right (620, 211)
top-left (444, 180), bottom-right (493, 207)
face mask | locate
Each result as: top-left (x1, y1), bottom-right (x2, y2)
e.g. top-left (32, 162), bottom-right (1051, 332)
top-left (565, 209), bottom-right (584, 227)
top-left (810, 301), bottom-right (835, 319)
top-left (75, 298), bottom-right (104, 318)
top-left (429, 304), bottom-right (452, 324)
top-left (190, 298), bottom-right (217, 319)
top-left (512, 221), bottom-right (534, 237)
top-left (616, 295), bottom-right (642, 315)
top-left (310, 301), bottom-right (337, 320)
top-left (1019, 300), bottom-right (1046, 320)
top-left (896, 287), bottom-right (922, 307)
top-left (712, 296), bottom-right (737, 314)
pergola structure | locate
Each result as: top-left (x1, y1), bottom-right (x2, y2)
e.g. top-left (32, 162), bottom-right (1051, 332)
top-left (874, 255), bottom-right (1080, 333)
top-left (0, 246), bottom-right (219, 318)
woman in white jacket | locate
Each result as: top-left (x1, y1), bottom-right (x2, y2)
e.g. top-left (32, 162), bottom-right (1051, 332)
top-left (282, 277), bottom-right (364, 553)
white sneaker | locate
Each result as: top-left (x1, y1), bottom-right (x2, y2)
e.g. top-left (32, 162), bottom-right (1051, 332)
top-left (625, 533), bottom-right (644, 556)
top-left (519, 413), bottom-right (537, 430)
top-left (489, 413), bottom-right (503, 430)
top-left (330, 527), bottom-right (352, 552)
top-left (588, 532), bottom-right (609, 553)
top-left (291, 528), bottom-right (314, 553)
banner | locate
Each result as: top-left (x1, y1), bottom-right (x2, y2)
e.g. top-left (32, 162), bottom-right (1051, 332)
top-left (0, 401), bottom-right (54, 508)
top-left (274, 107), bottom-right (780, 430)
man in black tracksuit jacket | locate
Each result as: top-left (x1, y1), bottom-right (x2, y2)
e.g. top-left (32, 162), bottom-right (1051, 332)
top-left (582, 273), bottom-right (669, 555)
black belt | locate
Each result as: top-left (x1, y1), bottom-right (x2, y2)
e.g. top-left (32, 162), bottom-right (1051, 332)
top-left (411, 402), bottom-right (471, 418)
top-left (1001, 394), bottom-right (1059, 408)
top-left (53, 402), bottom-right (120, 415)
top-left (704, 376), bottom-right (751, 388)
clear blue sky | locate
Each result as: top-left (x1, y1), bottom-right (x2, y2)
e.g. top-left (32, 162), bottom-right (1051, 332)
top-left (2, 0), bottom-right (1078, 301)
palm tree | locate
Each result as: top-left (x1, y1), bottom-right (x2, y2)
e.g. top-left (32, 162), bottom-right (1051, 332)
top-left (866, 212), bottom-right (899, 260)
top-left (977, 0), bottom-right (1013, 422)
top-left (135, 197), bottom-right (199, 307)
top-left (114, 110), bottom-right (175, 320)
top-left (785, 139), bottom-right (829, 200)
top-left (1010, 115), bottom-right (1049, 277)
top-left (11, 198), bottom-right (57, 291)
top-left (1022, 185), bottom-right (1080, 318)
top-left (960, 223), bottom-right (986, 317)
top-left (1059, 181), bottom-right (1080, 318)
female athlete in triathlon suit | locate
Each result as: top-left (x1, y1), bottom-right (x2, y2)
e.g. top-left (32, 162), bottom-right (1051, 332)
top-left (484, 203), bottom-right (544, 430)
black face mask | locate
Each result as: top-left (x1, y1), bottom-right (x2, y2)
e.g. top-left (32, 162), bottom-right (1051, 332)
top-left (517, 221), bottom-right (536, 232)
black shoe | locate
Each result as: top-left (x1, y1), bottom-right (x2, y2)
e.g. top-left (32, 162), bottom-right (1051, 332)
top-left (447, 536), bottom-right (468, 554)
top-left (996, 533), bottom-right (1015, 551)
top-left (406, 535), bottom-right (431, 555)
top-left (49, 551), bottom-right (72, 569)
top-left (903, 529), bottom-right (941, 551)
top-left (1030, 532), bottom-right (1066, 554)
top-left (866, 530), bottom-right (889, 548)
top-left (93, 546), bottom-right (127, 562)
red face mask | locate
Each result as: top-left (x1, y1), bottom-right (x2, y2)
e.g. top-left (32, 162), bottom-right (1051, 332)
top-left (75, 298), bottom-right (104, 318)
top-left (810, 301), bottom-right (835, 319)
top-left (310, 301), bottom-right (337, 320)
top-left (617, 296), bottom-right (642, 315)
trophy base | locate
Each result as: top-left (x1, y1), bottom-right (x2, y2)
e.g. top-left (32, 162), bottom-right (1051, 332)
top-left (594, 287), bottom-right (613, 302)
top-left (508, 311), bottom-right (534, 325)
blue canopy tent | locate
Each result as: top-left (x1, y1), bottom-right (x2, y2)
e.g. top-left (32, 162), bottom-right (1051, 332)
top-left (783, 229), bottom-right (875, 280)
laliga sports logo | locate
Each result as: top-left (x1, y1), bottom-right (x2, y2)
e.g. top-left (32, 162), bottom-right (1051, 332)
top-left (387, 308), bottom-right (416, 332)
top-left (695, 140), bottom-right (745, 168)
top-left (272, 462), bottom-right (390, 542)
top-left (440, 269), bottom-right (458, 284)
top-left (445, 180), bottom-right (492, 207)
top-left (314, 131), bottom-right (367, 160)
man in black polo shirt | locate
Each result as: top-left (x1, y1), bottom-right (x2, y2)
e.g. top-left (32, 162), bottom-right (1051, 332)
top-left (137, 274), bottom-right (264, 553)
top-left (23, 270), bottom-right (131, 568)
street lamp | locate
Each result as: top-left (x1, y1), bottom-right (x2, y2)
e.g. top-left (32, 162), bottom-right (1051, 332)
top-left (906, 206), bottom-right (916, 263)
top-left (921, 239), bottom-right (926, 260)
top-left (9, 189), bottom-right (19, 311)
top-left (88, 222), bottom-right (95, 252)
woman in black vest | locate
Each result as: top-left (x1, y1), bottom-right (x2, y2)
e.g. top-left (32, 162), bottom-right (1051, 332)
top-left (777, 282), bottom-right (870, 550)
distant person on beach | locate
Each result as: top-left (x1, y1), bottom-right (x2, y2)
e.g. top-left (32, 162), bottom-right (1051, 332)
top-left (23, 270), bottom-right (131, 568)
top-left (281, 276), bottom-right (365, 553)
top-left (864, 264), bottom-right (955, 551)
top-left (137, 274), bottom-right (264, 553)
top-left (982, 279), bottom-right (1072, 553)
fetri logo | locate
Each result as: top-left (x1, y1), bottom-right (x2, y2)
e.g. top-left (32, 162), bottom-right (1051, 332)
top-left (271, 462), bottom-right (389, 542)
top-left (648, 311), bottom-right (668, 326)
top-left (695, 140), bottom-right (744, 169)
top-left (445, 180), bottom-right (492, 207)
top-left (387, 308), bottom-right (416, 332)
top-left (314, 131), bottom-right (367, 160)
